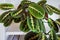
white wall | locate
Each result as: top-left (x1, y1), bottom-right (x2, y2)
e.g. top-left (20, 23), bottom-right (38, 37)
top-left (0, 23), bottom-right (5, 40)
top-left (0, 0), bottom-right (6, 40)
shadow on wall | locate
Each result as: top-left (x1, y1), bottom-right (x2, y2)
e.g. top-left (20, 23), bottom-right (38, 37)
top-left (7, 35), bottom-right (24, 40)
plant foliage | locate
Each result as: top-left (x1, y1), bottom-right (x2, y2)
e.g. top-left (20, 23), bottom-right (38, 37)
top-left (0, 0), bottom-right (60, 40)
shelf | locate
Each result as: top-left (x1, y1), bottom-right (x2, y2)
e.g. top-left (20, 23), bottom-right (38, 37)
top-left (6, 32), bottom-right (26, 35)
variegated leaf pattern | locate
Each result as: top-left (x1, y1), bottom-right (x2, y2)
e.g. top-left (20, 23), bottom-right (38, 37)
top-left (27, 15), bottom-right (46, 33)
top-left (34, 19), bottom-right (42, 32)
top-left (57, 37), bottom-right (60, 40)
top-left (0, 3), bottom-right (14, 10)
top-left (17, 1), bottom-right (31, 9)
top-left (24, 31), bottom-right (39, 40)
top-left (38, 0), bottom-right (47, 6)
top-left (55, 19), bottom-right (60, 27)
top-left (57, 34), bottom-right (60, 40)
top-left (37, 19), bottom-right (46, 33)
top-left (20, 20), bottom-right (30, 32)
top-left (28, 2), bottom-right (45, 19)
top-left (13, 11), bottom-right (27, 23)
top-left (49, 28), bottom-right (57, 40)
top-left (48, 18), bottom-right (59, 33)
top-left (21, 1), bottom-right (31, 9)
top-left (0, 0), bottom-right (60, 40)
top-left (13, 18), bottom-right (21, 23)
top-left (3, 15), bottom-right (13, 27)
top-left (40, 33), bottom-right (47, 40)
top-left (45, 4), bottom-right (60, 15)
top-left (44, 4), bottom-right (53, 15)
top-left (17, 4), bottom-right (22, 9)
top-left (27, 15), bottom-right (36, 32)
top-left (0, 11), bottom-right (13, 23)
top-left (11, 8), bottom-right (23, 18)
top-left (35, 19), bottom-right (46, 33)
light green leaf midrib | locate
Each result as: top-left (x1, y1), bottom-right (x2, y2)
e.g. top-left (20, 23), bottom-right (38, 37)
top-left (29, 6), bottom-right (43, 16)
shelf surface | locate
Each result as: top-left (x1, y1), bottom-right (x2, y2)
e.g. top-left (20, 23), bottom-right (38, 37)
top-left (6, 32), bottom-right (26, 35)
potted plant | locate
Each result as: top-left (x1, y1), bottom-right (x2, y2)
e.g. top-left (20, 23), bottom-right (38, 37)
top-left (0, 0), bottom-right (60, 40)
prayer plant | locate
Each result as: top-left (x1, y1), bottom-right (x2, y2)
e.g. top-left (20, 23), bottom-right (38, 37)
top-left (0, 0), bottom-right (60, 40)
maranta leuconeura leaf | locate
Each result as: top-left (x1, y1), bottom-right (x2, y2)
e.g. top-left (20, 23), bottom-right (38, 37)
top-left (17, 1), bottom-right (31, 9)
top-left (24, 31), bottom-right (39, 40)
top-left (34, 19), bottom-right (46, 33)
top-left (17, 4), bottom-right (21, 9)
top-left (24, 31), bottom-right (47, 40)
top-left (28, 2), bottom-right (45, 19)
top-left (42, 33), bottom-right (48, 40)
top-left (0, 3), bottom-right (14, 10)
top-left (37, 19), bottom-right (46, 33)
top-left (13, 13), bottom-right (23, 23)
top-left (27, 15), bottom-right (46, 33)
top-left (21, 1), bottom-right (31, 9)
top-left (44, 4), bottom-right (53, 15)
top-left (57, 34), bottom-right (60, 40)
top-left (0, 11), bottom-right (13, 23)
top-left (20, 20), bottom-right (30, 32)
top-left (48, 18), bottom-right (59, 33)
top-left (27, 15), bottom-right (36, 32)
top-left (57, 36), bottom-right (60, 40)
top-left (55, 19), bottom-right (60, 27)
top-left (3, 15), bottom-right (13, 27)
top-left (45, 4), bottom-right (60, 15)
top-left (38, 0), bottom-right (47, 6)
top-left (49, 28), bottom-right (57, 40)
top-left (13, 18), bottom-right (21, 23)
top-left (11, 8), bottom-right (23, 18)
top-left (14, 12), bottom-right (27, 23)
top-left (39, 33), bottom-right (47, 40)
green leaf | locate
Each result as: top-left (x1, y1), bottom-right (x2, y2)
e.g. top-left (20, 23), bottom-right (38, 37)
top-left (45, 4), bottom-right (60, 15)
top-left (27, 15), bottom-right (37, 32)
top-left (13, 18), bottom-right (21, 23)
top-left (20, 1), bottom-right (31, 9)
top-left (35, 19), bottom-right (46, 33)
top-left (20, 20), bottom-right (30, 32)
top-left (38, 0), bottom-right (47, 6)
top-left (3, 15), bottom-right (13, 27)
top-left (13, 11), bottom-right (27, 23)
top-left (24, 31), bottom-right (39, 40)
top-left (57, 34), bottom-right (60, 40)
top-left (48, 18), bottom-right (59, 33)
top-left (0, 11), bottom-right (13, 23)
top-left (0, 3), bottom-right (14, 10)
top-left (57, 37), bottom-right (60, 40)
top-left (55, 19), bottom-right (60, 27)
top-left (44, 4), bottom-right (53, 15)
top-left (28, 2), bottom-right (45, 19)
top-left (41, 33), bottom-right (47, 40)
top-left (11, 9), bottom-right (23, 18)
top-left (38, 19), bottom-right (46, 33)
top-left (17, 4), bottom-right (21, 9)
top-left (27, 15), bottom-right (46, 33)
top-left (49, 28), bottom-right (57, 40)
